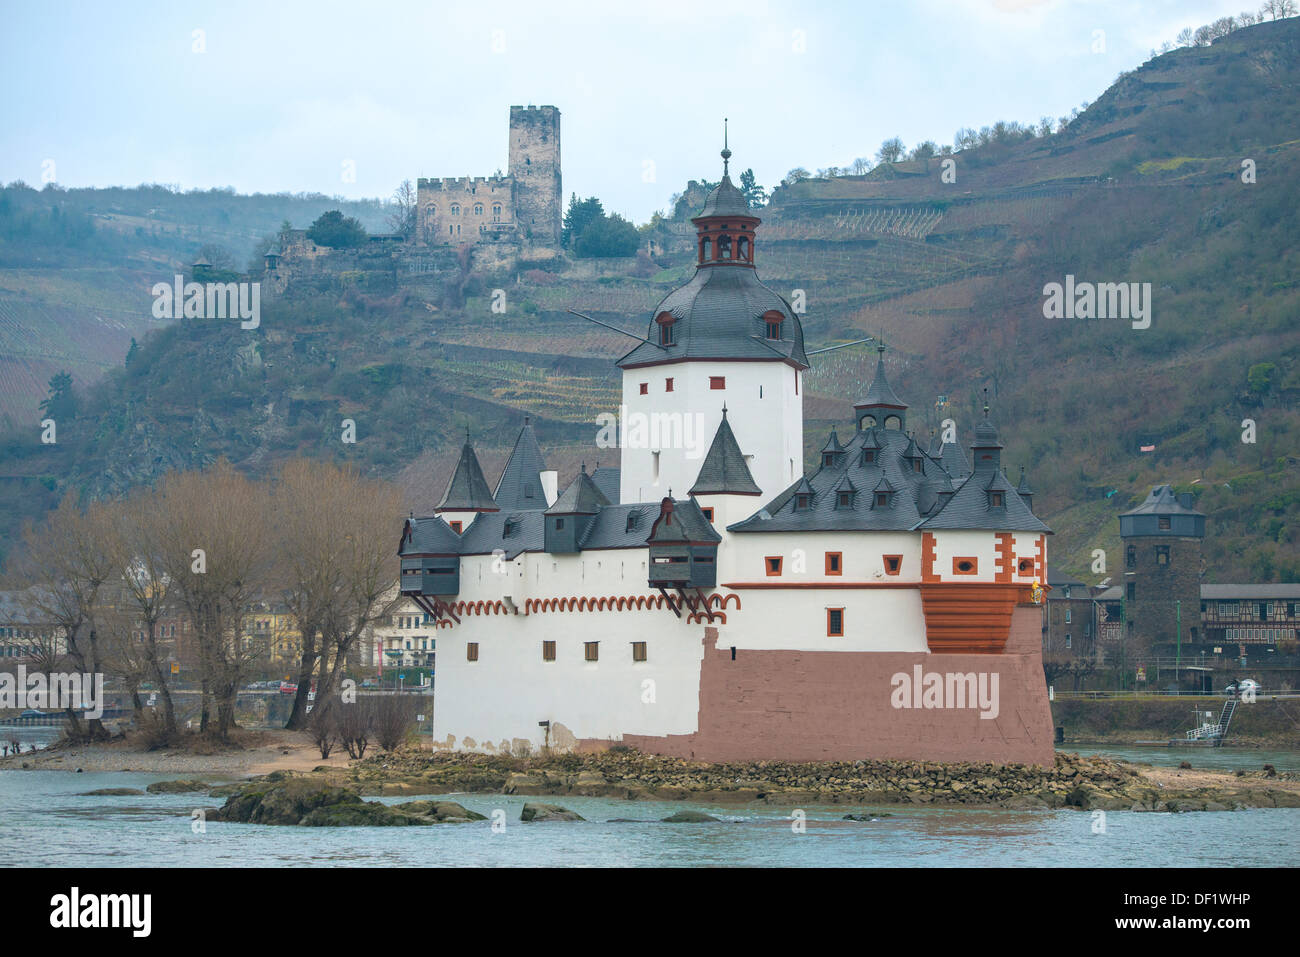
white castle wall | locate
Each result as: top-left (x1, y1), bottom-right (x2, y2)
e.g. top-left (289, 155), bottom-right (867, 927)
top-left (618, 361), bottom-right (802, 505)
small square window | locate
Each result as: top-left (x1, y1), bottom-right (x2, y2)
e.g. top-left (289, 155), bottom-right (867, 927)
top-left (1158, 516), bottom-right (1171, 530)
top-left (701, 506), bottom-right (714, 522)
top-left (883, 555), bottom-right (902, 575)
top-left (710, 376), bottom-right (726, 390)
top-left (466, 642), bottom-right (479, 662)
top-left (639, 383), bottom-right (648, 395)
top-left (584, 641), bottom-right (599, 662)
top-left (631, 641), bottom-right (647, 662)
top-left (766, 556), bottom-right (783, 576)
top-left (542, 640), bottom-right (556, 661)
top-left (827, 608), bottom-right (844, 637)
top-left (825, 552), bottom-right (842, 575)
top-left (555, 518), bottom-right (565, 531)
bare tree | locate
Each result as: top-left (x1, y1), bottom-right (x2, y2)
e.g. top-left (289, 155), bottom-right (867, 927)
top-left (387, 180), bottom-right (418, 240)
top-left (876, 137), bottom-right (906, 165)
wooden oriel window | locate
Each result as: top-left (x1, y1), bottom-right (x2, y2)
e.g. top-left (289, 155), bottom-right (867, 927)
top-left (825, 552), bottom-right (842, 575)
top-left (765, 556), bottom-right (783, 576)
top-left (827, 608), bottom-right (844, 637)
top-left (710, 376), bottom-right (726, 390)
top-left (631, 641), bottom-right (647, 662)
top-left (584, 641), bottom-right (599, 662)
top-left (953, 557), bottom-right (978, 575)
top-left (883, 554), bottom-right (902, 575)
top-left (466, 642), bottom-right (479, 661)
top-left (542, 640), bottom-right (556, 661)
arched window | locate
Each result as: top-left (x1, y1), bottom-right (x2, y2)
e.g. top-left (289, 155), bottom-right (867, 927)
top-left (700, 238), bottom-right (711, 263)
top-left (884, 414), bottom-right (903, 430)
top-left (474, 204), bottom-right (483, 215)
top-left (492, 204), bottom-right (502, 222)
top-left (860, 414), bottom-right (877, 429)
top-left (656, 311), bottom-right (677, 346)
top-left (718, 235), bottom-right (732, 260)
top-left (738, 237), bottom-right (750, 261)
top-left (450, 204), bottom-right (460, 215)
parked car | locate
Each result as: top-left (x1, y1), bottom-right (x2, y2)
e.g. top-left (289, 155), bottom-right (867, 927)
top-left (1224, 678), bottom-right (1260, 697)
top-left (278, 681), bottom-right (298, 695)
top-left (19, 709), bottom-right (46, 718)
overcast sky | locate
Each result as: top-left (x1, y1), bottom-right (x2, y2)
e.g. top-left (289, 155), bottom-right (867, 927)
top-left (1, 0), bottom-right (1262, 223)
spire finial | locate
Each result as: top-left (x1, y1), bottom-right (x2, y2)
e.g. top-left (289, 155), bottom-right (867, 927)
top-left (721, 118), bottom-right (731, 176)
top-left (982, 387), bottom-right (990, 419)
top-left (722, 402), bottom-right (728, 418)
top-left (465, 426), bottom-right (471, 444)
top-left (581, 460), bottom-right (587, 474)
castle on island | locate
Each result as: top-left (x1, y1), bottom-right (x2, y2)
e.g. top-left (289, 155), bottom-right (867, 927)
top-left (397, 140), bottom-right (1057, 766)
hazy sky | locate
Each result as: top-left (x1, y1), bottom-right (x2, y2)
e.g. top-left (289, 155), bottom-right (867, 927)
top-left (1, 0), bottom-right (1261, 222)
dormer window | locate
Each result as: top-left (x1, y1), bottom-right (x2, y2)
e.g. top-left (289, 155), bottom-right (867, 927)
top-left (874, 492), bottom-right (890, 508)
top-left (626, 512), bottom-right (639, 533)
top-left (656, 312), bottom-right (677, 346)
top-left (862, 449), bottom-right (876, 465)
top-left (794, 493), bottom-right (812, 511)
top-left (912, 458), bottom-right (923, 474)
top-left (503, 518), bottom-right (517, 537)
top-left (822, 453), bottom-right (836, 468)
top-left (836, 491), bottom-right (854, 509)
top-left (763, 310), bottom-right (783, 340)
top-left (989, 492), bottom-right (1004, 508)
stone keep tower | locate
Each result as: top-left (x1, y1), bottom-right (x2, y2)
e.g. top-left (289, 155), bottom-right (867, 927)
top-left (508, 105), bottom-right (562, 246)
top-left (1119, 485), bottom-right (1206, 654)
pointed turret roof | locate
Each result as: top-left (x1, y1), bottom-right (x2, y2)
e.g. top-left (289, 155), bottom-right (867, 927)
top-left (436, 434), bottom-right (499, 512)
top-left (546, 465), bottom-right (610, 515)
top-left (855, 343), bottom-right (908, 411)
top-left (493, 418), bottom-right (549, 510)
top-left (1017, 466), bottom-right (1034, 498)
top-left (690, 409), bottom-right (762, 496)
top-left (821, 429), bottom-right (845, 454)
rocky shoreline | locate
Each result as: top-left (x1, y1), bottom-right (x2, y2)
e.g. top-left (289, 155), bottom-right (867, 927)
top-left (299, 748), bottom-right (1300, 813)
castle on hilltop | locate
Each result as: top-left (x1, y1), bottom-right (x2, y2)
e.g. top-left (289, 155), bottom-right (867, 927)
top-left (397, 138), bottom-right (1058, 766)
top-left (416, 105), bottom-right (562, 248)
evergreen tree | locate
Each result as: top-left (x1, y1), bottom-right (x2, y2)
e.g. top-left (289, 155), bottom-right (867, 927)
top-left (561, 194), bottom-right (605, 249)
top-left (39, 371), bottom-right (78, 421)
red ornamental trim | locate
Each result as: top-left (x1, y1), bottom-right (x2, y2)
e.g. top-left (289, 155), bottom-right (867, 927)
top-left (519, 593), bottom-right (739, 615)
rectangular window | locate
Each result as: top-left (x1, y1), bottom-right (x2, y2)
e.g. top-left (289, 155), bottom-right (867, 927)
top-left (1065, 634), bottom-right (1072, 649)
top-left (701, 506), bottom-right (714, 522)
top-left (1158, 516), bottom-right (1171, 530)
top-left (555, 518), bottom-right (565, 530)
top-left (883, 555), bottom-right (902, 576)
top-left (765, 556), bottom-right (783, 576)
top-left (542, 640), bottom-right (556, 661)
top-left (1155, 545), bottom-right (1169, 565)
top-left (710, 376), bottom-right (726, 390)
top-left (1127, 582), bottom-right (1136, 601)
top-left (827, 608), bottom-right (844, 637)
top-left (825, 552), bottom-right (842, 576)
top-left (466, 642), bottom-right (479, 662)
top-left (665, 377), bottom-right (674, 392)
top-left (1259, 603), bottom-right (1268, 621)
top-left (639, 382), bottom-right (648, 395)
top-left (952, 557), bottom-right (978, 575)
top-left (449, 520), bottom-right (463, 534)
top-left (631, 641), bottom-right (647, 662)
top-left (1065, 609), bottom-right (1072, 623)
top-left (584, 641), bottom-right (599, 662)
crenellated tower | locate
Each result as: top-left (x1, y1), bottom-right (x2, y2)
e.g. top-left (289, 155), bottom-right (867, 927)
top-left (508, 105), bottom-right (562, 246)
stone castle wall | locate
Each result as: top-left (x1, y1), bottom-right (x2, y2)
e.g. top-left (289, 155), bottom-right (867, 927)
top-left (508, 105), bottom-right (562, 246)
top-left (417, 176), bottom-right (516, 245)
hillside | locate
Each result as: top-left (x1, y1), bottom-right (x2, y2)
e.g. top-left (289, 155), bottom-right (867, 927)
top-left (1, 18), bottom-right (1298, 584)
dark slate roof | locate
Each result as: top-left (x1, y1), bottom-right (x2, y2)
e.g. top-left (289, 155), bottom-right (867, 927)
top-left (400, 516), bottom-right (464, 555)
top-left (855, 350), bottom-right (907, 409)
top-left (1120, 484), bottom-right (1204, 517)
top-left (546, 469), bottom-right (610, 515)
top-left (1017, 468), bottom-right (1034, 497)
top-left (578, 503), bottom-right (657, 549)
top-left (648, 498), bottom-right (722, 544)
top-left (1202, 584), bottom-right (1300, 600)
top-left (616, 266), bottom-right (808, 369)
top-left (696, 174), bottom-right (753, 219)
top-left (730, 428), bottom-right (935, 533)
top-left (590, 467), bottom-right (621, 504)
top-left (689, 412), bottom-right (761, 496)
top-left (436, 440), bottom-right (498, 511)
top-left (917, 466), bottom-right (1050, 532)
top-left (939, 440), bottom-right (971, 479)
top-left (457, 511), bottom-right (545, 561)
top-left (493, 420), bottom-right (549, 511)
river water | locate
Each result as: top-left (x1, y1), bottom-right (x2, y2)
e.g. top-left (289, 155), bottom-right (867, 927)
top-left (2, 767), bottom-right (1297, 867)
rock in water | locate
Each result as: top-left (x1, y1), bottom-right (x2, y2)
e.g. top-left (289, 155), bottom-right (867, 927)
top-left (661, 810), bottom-right (720, 823)
top-left (78, 787), bottom-right (145, 796)
top-left (520, 802), bottom-right (584, 822)
top-left (145, 779), bottom-right (212, 794)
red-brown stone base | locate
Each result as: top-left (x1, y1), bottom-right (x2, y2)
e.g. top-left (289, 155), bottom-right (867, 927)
top-left (607, 604), bottom-right (1055, 766)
